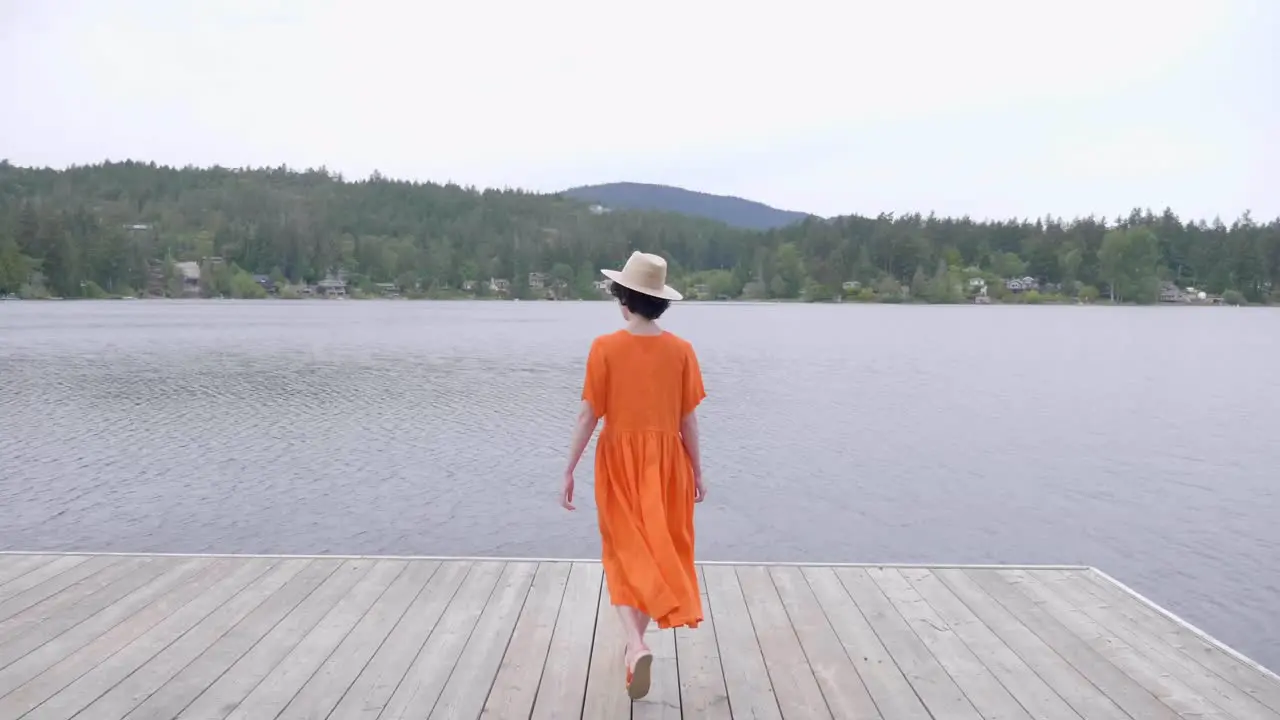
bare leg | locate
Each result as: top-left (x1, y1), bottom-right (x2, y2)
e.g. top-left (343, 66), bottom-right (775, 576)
top-left (616, 605), bottom-right (652, 663)
top-left (616, 605), bottom-right (655, 699)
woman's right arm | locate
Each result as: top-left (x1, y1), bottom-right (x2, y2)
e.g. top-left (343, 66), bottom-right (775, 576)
top-left (680, 411), bottom-right (705, 502)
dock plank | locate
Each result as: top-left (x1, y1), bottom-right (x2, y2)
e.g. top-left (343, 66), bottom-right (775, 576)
top-left (0, 554), bottom-right (1271, 720)
top-left (377, 560), bottom-right (506, 719)
top-left (932, 568), bottom-right (1130, 720)
top-left (1031, 568), bottom-right (1280, 720)
top-left (768, 565), bottom-right (880, 720)
top-left (1002, 569), bottom-right (1234, 717)
top-left (1079, 568), bottom-right (1280, 715)
top-left (0, 557), bottom-right (209, 700)
top-left (0, 555), bottom-right (57, 588)
top-left (0, 554), bottom-right (119, 623)
top-left (430, 561), bottom-right (538, 718)
top-left (480, 561), bottom-right (570, 719)
top-left (898, 568), bottom-right (1083, 720)
top-left (702, 563), bottom-right (782, 719)
top-left (174, 558), bottom-right (372, 719)
top-left (528, 562), bottom-right (602, 720)
top-left (736, 564), bottom-right (832, 718)
top-left (0, 555), bottom-right (91, 603)
top-left (275, 560), bottom-right (439, 720)
top-left (224, 559), bottom-right (408, 720)
top-left (326, 560), bottom-right (472, 720)
top-left (868, 567), bottom-right (1032, 720)
top-left (0, 558), bottom-right (234, 717)
top-left (581, 575), bottom-right (631, 720)
top-left (802, 566), bottom-right (932, 720)
top-left (837, 567), bottom-right (982, 720)
top-left (675, 566), bottom-right (731, 720)
top-left (634, 618), bottom-right (681, 720)
top-left (78, 559), bottom-right (313, 720)
top-left (125, 559), bottom-right (341, 720)
top-left (0, 555), bottom-right (152, 651)
top-left (963, 568), bottom-right (1183, 720)
top-left (32, 558), bottom-right (277, 720)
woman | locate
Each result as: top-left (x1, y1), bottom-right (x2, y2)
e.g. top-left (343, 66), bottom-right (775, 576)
top-left (561, 250), bottom-right (706, 700)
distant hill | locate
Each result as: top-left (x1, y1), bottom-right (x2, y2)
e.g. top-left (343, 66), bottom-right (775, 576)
top-left (563, 182), bottom-right (814, 231)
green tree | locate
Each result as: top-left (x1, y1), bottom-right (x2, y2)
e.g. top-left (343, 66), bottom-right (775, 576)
top-left (229, 269), bottom-right (268, 298)
top-left (1100, 227), bottom-right (1162, 303)
top-left (910, 265), bottom-right (929, 300)
top-left (0, 232), bottom-right (31, 294)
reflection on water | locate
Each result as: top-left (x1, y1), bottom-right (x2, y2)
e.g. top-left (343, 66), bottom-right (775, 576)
top-left (1, 300), bottom-right (1277, 670)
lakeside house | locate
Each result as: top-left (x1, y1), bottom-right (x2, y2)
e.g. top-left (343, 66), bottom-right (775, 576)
top-left (1005, 276), bottom-right (1039, 293)
top-left (842, 281), bottom-right (861, 292)
top-left (253, 275), bottom-right (276, 294)
top-left (528, 272), bottom-right (549, 290)
top-left (315, 275), bottom-right (347, 298)
top-left (174, 262), bottom-right (201, 296)
top-left (489, 278), bottom-right (511, 295)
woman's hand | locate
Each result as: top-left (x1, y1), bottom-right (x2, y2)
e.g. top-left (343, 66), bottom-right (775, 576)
top-left (694, 474), bottom-right (706, 503)
top-left (561, 470), bottom-right (576, 511)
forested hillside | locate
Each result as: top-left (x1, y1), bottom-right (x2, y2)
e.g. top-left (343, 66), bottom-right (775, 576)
top-left (563, 182), bottom-right (811, 230)
top-left (1, 160), bottom-right (1277, 304)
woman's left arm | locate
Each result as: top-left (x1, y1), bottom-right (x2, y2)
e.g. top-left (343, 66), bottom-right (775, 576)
top-left (561, 400), bottom-right (599, 510)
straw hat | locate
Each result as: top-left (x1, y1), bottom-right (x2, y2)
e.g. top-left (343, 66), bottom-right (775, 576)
top-left (602, 251), bottom-right (684, 301)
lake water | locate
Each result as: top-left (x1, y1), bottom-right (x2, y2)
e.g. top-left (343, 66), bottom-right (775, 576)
top-left (1, 300), bottom-right (1277, 670)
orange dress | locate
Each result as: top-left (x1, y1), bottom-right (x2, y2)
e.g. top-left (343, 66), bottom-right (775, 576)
top-left (582, 330), bottom-right (706, 630)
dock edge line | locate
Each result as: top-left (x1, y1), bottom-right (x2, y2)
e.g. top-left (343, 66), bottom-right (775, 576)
top-left (0, 551), bottom-right (1090, 571)
top-left (1088, 567), bottom-right (1280, 682)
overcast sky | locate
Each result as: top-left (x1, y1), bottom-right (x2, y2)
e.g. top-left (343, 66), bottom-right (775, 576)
top-left (2, 0), bottom-right (1276, 220)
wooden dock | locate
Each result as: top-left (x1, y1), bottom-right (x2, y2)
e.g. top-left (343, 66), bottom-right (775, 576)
top-left (0, 554), bottom-right (1276, 719)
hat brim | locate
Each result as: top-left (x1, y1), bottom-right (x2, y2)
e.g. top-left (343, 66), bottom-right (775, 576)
top-left (601, 269), bottom-right (684, 301)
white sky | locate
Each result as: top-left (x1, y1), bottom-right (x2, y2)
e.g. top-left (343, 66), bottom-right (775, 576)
top-left (1, 0), bottom-right (1276, 220)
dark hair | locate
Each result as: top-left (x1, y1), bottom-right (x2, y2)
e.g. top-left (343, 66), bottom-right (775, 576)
top-left (610, 282), bottom-right (670, 320)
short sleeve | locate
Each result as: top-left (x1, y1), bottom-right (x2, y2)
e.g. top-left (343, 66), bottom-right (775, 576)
top-left (582, 338), bottom-right (607, 416)
top-left (682, 344), bottom-right (706, 416)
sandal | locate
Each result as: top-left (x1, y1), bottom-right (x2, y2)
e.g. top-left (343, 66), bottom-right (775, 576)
top-left (625, 648), bottom-right (654, 700)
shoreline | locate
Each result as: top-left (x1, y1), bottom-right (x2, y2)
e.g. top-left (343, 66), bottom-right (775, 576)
top-left (1, 295), bottom-right (1258, 308)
